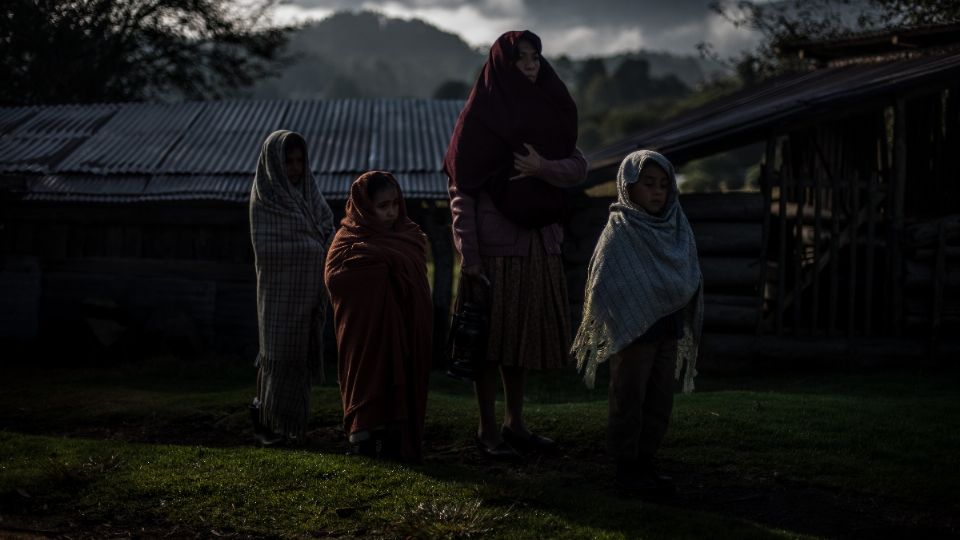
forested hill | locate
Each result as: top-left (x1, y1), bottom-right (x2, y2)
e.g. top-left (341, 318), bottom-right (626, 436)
top-left (249, 11), bottom-right (483, 99)
top-left (248, 10), bottom-right (722, 100)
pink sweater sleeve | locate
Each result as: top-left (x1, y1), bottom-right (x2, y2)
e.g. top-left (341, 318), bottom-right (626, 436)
top-left (537, 147), bottom-right (588, 187)
top-left (448, 180), bottom-right (482, 268)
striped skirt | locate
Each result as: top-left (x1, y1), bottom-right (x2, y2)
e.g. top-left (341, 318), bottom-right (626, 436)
top-left (457, 232), bottom-right (571, 369)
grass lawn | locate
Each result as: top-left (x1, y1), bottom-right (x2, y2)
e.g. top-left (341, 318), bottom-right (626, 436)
top-left (1, 359), bottom-right (958, 539)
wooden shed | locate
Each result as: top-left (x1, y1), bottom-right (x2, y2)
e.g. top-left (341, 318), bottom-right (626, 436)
top-left (580, 25), bottom-right (960, 368)
top-left (0, 99), bottom-right (460, 360)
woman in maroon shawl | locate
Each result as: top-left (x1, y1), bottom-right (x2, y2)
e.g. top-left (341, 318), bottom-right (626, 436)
top-left (324, 171), bottom-right (433, 463)
top-left (444, 31), bottom-right (588, 459)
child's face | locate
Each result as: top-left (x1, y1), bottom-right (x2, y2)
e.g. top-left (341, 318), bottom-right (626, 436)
top-left (285, 145), bottom-right (305, 184)
top-left (515, 39), bottom-right (540, 83)
top-left (628, 161), bottom-right (670, 215)
top-left (370, 186), bottom-right (400, 228)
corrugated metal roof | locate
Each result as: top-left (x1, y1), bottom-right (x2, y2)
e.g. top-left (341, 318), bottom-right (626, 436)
top-left (587, 51), bottom-right (960, 175)
top-left (142, 174), bottom-right (251, 202)
top-left (1, 98), bottom-right (464, 200)
top-left (0, 104), bottom-right (119, 173)
top-left (160, 100), bottom-right (288, 174)
top-left (23, 174), bottom-right (250, 203)
top-left (285, 99), bottom-right (371, 172)
top-left (375, 99), bottom-right (461, 171)
top-left (25, 174), bottom-right (148, 202)
top-left (58, 102), bottom-right (205, 174)
top-left (315, 171), bottom-right (448, 200)
top-left (394, 172), bottom-right (451, 198)
top-left (0, 106), bottom-right (39, 134)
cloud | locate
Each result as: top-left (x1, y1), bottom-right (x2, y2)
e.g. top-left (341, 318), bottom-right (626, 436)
top-left (273, 0), bottom-right (762, 58)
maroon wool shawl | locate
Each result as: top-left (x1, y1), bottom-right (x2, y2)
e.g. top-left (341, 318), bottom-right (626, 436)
top-left (324, 172), bottom-right (433, 462)
top-left (443, 31), bottom-right (578, 226)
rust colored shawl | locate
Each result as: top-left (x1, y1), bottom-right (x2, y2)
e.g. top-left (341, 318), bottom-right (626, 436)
top-left (442, 30), bottom-right (578, 227)
top-left (324, 171), bottom-right (433, 461)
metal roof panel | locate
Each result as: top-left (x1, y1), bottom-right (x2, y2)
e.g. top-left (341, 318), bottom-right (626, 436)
top-left (161, 100), bottom-right (287, 174)
top-left (0, 104), bottom-right (118, 173)
top-left (58, 102), bottom-right (205, 174)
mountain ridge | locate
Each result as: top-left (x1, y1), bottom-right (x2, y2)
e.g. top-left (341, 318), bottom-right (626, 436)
top-left (247, 10), bottom-right (724, 100)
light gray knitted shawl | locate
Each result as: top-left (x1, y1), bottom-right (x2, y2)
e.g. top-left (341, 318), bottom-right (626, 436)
top-left (250, 130), bottom-right (335, 436)
top-left (571, 150), bottom-right (703, 392)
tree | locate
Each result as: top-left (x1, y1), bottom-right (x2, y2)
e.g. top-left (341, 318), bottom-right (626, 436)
top-left (575, 58), bottom-right (607, 96)
top-left (704, 0), bottom-right (960, 81)
top-left (432, 80), bottom-right (471, 100)
top-left (0, 0), bottom-right (292, 105)
top-left (610, 58), bottom-right (652, 103)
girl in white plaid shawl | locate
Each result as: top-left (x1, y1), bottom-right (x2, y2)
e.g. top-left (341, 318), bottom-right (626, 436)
top-left (572, 149), bottom-right (703, 496)
top-left (249, 130), bottom-right (335, 446)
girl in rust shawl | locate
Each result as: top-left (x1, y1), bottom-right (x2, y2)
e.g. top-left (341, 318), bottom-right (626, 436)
top-left (324, 171), bottom-right (433, 463)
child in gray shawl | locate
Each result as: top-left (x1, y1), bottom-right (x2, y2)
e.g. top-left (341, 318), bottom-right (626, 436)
top-left (249, 130), bottom-right (335, 446)
top-left (571, 149), bottom-right (703, 497)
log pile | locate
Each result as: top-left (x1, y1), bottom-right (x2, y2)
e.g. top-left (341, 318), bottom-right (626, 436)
top-left (685, 193), bottom-right (765, 333)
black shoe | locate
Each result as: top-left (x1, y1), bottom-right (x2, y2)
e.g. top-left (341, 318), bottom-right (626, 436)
top-left (380, 429), bottom-right (404, 462)
top-left (348, 437), bottom-right (378, 458)
top-left (639, 457), bottom-right (677, 496)
top-left (615, 460), bottom-right (675, 498)
top-left (500, 426), bottom-right (557, 454)
top-left (475, 437), bottom-right (523, 462)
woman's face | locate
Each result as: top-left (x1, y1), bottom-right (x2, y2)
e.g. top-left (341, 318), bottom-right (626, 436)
top-left (628, 161), bottom-right (671, 215)
top-left (370, 185), bottom-right (401, 229)
top-left (515, 39), bottom-right (540, 83)
top-left (285, 145), bottom-right (305, 184)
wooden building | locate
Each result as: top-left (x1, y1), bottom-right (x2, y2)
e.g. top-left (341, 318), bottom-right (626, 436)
top-left (0, 99), bottom-right (460, 360)
top-left (582, 24), bottom-right (960, 368)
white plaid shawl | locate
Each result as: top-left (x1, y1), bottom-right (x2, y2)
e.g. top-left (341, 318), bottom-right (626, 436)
top-left (571, 150), bottom-right (703, 392)
top-left (250, 130), bottom-right (335, 436)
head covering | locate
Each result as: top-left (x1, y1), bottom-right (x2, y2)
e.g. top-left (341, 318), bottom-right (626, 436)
top-left (571, 150), bottom-right (703, 392)
top-left (324, 171), bottom-right (433, 462)
top-left (442, 30), bottom-right (578, 195)
top-left (249, 129), bottom-right (335, 437)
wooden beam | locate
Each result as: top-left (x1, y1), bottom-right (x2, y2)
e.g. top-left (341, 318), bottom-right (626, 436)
top-left (756, 137), bottom-right (776, 336)
top-left (931, 221), bottom-right (947, 361)
top-left (420, 207), bottom-right (454, 365)
top-left (828, 138), bottom-right (841, 336)
top-left (700, 256), bottom-right (761, 291)
top-left (6, 202), bottom-right (249, 226)
top-left (776, 139), bottom-right (789, 336)
top-left (680, 193), bottom-right (765, 221)
top-left (812, 138), bottom-right (823, 334)
top-left (41, 256), bottom-right (255, 281)
top-left (847, 146), bottom-right (859, 338)
top-left (793, 143), bottom-right (807, 336)
top-left (891, 98), bottom-right (907, 335)
top-left (691, 222), bottom-right (763, 254)
top-left (702, 333), bottom-right (939, 370)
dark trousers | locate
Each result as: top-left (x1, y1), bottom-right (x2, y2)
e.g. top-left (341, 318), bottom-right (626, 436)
top-left (607, 337), bottom-right (677, 462)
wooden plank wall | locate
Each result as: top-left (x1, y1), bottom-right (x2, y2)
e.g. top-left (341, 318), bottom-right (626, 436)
top-left (1, 203), bottom-right (257, 355)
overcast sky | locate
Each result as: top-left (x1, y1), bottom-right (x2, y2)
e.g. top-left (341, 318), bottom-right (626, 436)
top-left (269, 0), bottom-right (762, 59)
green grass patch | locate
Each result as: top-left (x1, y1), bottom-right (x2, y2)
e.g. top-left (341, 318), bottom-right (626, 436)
top-left (2, 364), bottom-right (958, 538)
